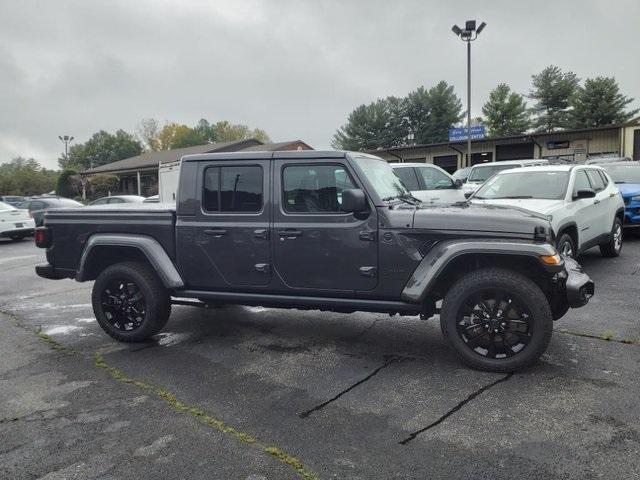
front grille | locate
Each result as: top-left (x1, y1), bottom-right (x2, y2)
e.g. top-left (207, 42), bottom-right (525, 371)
top-left (624, 197), bottom-right (631, 205)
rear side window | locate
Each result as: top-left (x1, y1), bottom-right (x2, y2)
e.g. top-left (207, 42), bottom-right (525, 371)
top-left (29, 201), bottom-right (45, 211)
top-left (108, 198), bottom-right (125, 204)
top-left (598, 170), bottom-right (610, 187)
top-left (573, 170), bottom-right (591, 194)
top-left (586, 170), bottom-right (605, 192)
top-left (203, 166), bottom-right (263, 213)
top-left (282, 164), bottom-right (355, 213)
top-left (393, 168), bottom-right (420, 190)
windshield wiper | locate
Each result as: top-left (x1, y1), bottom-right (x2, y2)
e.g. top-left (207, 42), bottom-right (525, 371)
top-left (382, 194), bottom-right (420, 205)
top-left (490, 195), bottom-right (534, 199)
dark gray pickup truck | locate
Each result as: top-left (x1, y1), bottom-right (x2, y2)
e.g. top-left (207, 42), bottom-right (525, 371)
top-left (35, 151), bottom-right (594, 371)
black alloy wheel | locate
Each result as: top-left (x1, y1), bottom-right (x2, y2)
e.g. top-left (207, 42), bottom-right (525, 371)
top-left (100, 278), bottom-right (147, 332)
top-left (456, 289), bottom-right (532, 359)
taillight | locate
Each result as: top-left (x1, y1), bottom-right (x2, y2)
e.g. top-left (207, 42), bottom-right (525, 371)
top-left (35, 227), bottom-right (52, 248)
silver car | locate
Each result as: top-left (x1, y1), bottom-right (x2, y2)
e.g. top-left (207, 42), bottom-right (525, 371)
top-left (391, 163), bottom-right (466, 205)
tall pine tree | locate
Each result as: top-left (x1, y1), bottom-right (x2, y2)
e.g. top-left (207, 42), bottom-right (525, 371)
top-left (482, 84), bottom-right (531, 137)
top-left (405, 81), bottom-right (464, 144)
top-left (528, 65), bottom-right (579, 131)
top-left (570, 76), bottom-right (638, 128)
top-left (332, 97), bottom-right (409, 150)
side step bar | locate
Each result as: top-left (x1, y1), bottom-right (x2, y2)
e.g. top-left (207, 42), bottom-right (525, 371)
top-left (176, 290), bottom-right (423, 314)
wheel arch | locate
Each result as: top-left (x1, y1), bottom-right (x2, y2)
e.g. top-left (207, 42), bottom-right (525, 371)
top-left (77, 234), bottom-right (184, 289)
top-left (556, 222), bottom-right (578, 249)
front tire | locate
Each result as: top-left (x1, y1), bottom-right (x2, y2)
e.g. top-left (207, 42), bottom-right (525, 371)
top-left (556, 233), bottom-right (576, 258)
top-left (92, 261), bottom-right (170, 342)
top-left (599, 217), bottom-right (623, 257)
top-left (440, 268), bottom-right (553, 372)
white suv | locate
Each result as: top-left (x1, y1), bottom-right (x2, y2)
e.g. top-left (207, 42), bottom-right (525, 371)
top-left (391, 163), bottom-right (466, 205)
top-left (470, 165), bottom-right (625, 258)
top-left (462, 159), bottom-right (549, 197)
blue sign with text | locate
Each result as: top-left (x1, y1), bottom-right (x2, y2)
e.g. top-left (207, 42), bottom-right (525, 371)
top-left (448, 125), bottom-right (486, 142)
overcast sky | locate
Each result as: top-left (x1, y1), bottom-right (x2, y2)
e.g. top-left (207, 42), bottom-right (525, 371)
top-left (1, 0), bottom-right (639, 169)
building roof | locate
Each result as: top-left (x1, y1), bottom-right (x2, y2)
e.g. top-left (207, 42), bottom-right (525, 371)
top-left (81, 139), bottom-right (262, 174)
top-left (240, 140), bottom-right (313, 152)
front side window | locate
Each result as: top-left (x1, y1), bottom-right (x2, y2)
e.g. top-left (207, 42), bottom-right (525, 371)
top-left (393, 168), bottom-right (420, 190)
top-left (416, 166), bottom-right (455, 190)
top-left (573, 170), bottom-right (592, 195)
top-left (203, 165), bottom-right (263, 213)
top-left (283, 164), bottom-right (355, 213)
top-left (475, 171), bottom-right (569, 200)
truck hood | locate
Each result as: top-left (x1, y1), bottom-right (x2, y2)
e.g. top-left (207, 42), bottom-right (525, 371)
top-left (411, 202), bottom-right (551, 236)
top-left (470, 198), bottom-right (565, 215)
top-left (616, 183), bottom-right (640, 198)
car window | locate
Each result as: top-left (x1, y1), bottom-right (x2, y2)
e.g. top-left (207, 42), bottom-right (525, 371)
top-left (573, 170), bottom-right (592, 195)
top-left (393, 168), bottom-right (420, 190)
top-left (475, 171), bottom-right (569, 200)
top-left (586, 170), bottom-right (605, 192)
top-left (282, 164), bottom-right (356, 213)
top-left (29, 201), bottom-right (45, 211)
top-left (16, 201), bottom-right (30, 209)
top-left (468, 164), bottom-right (521, 182)
top-left (416, 166), bottom-right (455, 190)
top-left (91, 198), bottom-right (108, 205)
top-left (203, 165), bottom-right (263, 213)
top-left (597, 170), bottom-right (610, 187)
top-left (108, 198), bottom-right (125, 204)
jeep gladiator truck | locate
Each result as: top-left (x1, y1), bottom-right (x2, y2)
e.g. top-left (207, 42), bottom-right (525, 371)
top-left (35, 151), bottom-right (594, 372)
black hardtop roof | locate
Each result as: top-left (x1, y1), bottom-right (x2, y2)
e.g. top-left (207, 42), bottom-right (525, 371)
top-left (181, 150), bottom-right (382, 163)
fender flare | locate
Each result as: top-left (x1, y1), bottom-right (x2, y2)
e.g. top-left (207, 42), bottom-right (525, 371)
top-left (401, 239), bottom-right (558, 303)
top-left (555, 221), bottom-right (579, 244)
top-left (76, 234), bottom-right (184, 289)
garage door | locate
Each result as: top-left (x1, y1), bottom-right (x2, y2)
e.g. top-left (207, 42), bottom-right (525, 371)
top-left (496, 143), bottom-right (534, 161)
top-left (433, 155), bottom-right (458, 173)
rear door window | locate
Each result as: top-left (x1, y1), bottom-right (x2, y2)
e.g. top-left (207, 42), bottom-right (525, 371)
top-left (393, 168), bottom-right (420, 190)
top-left (203, 165), bottom-right (263, 213)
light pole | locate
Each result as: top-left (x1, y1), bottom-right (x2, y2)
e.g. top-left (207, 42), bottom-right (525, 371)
top-left (452, 20), bottom-right (486, 167)
top-left (58, 135), bottom-right (74, 164)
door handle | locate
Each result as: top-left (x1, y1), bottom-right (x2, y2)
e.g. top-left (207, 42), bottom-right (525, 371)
top-left (254, 229), bottom-right (269, 240)
top-left (204, 228), bottom-right (227, 237)
top-left (593, 199), bottom-right (601, 205)
top-left (609, 192), bottom-right (616, 198)
top-left (278, 229), bottom-right (302, 239)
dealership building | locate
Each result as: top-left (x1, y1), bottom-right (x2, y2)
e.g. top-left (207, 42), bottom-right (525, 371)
top-left (370, 118), bottom-right (640, 173)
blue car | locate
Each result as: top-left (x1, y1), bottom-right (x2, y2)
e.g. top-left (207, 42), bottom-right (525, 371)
top-left (598, 161), bottom-right (640, 229)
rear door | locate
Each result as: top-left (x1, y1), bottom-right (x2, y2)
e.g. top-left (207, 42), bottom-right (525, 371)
top-left (586, 169), bottom-right (612, 237)
top-left (181, 159), bottom-right (271, 289)
top-left (272, 159), bottom-right (378, 293)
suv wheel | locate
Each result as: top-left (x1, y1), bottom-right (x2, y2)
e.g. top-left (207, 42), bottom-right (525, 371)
top-left (556, 233), bottom-right (576, 258)
top-left (92, 261), bottom-right (171, 342)
top-left (440, 268), bottom-right (553, 372)
top-left (599, 217), bottom-right (623, 258)
top-left (9, 234), bottom-right (26, 241)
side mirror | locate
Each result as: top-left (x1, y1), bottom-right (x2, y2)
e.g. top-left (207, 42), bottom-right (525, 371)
top-left (454, 179), bottom-right (463, 189)
top-left (573, 188), bottom-right (596, 200)
top-left (341, 189), bottom-right (367, 213)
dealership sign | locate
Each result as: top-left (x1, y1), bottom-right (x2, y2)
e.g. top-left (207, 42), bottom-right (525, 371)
top-left (449, 125), bottom-right (486, 142)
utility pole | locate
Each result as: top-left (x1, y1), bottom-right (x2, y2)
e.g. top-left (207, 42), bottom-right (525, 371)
top-left (451, 20), bottom-right (486, 167)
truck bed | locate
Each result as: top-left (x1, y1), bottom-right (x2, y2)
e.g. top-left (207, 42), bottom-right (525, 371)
top-left (43, 204), bottom-right (176, 272)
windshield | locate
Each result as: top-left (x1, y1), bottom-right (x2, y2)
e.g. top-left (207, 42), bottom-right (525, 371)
top-left (468, 164), bottom-right (521, 182)
top-left (452, 167), bottom-right (470, 180)
top-left (602, 164), bottom-right (640, 183)
top-left (474, 171), bottom-right (570, 200)
top-left (353, 157), bottom-right (410, 201)
top-left (0, 201), bottom-right (16, 210)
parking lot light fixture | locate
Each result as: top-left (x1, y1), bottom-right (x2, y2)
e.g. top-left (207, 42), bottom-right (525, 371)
top-left (58, 135), bottom-right (74, 165)
top-left (451, 19), bottom-right (486, 167)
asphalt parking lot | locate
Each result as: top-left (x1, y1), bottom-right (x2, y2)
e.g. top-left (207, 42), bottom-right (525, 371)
top-left (1, 236), bottom-right (639, 479)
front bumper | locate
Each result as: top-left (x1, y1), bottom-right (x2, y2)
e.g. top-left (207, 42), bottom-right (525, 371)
top-left (563, 257), bottom-right (594, 308)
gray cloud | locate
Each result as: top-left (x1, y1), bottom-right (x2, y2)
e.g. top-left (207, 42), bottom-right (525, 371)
top-left (1, 0), bottom-right (638, 168)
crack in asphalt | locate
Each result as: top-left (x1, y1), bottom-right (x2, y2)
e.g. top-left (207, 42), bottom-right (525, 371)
top-left (398, 373), bottom-right (513, 445)
top-left (298, 356), bottom-right (403, 419)
top-left (557, 329), bottom-right (639, 345)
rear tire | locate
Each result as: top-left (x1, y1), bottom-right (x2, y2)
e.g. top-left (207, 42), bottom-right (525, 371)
top-left (92, 261), bottom-right (170, 342)
top-left (9, 234), bottom-right (25, 241)
top-left (599, 217), bottom-right (623, 257)
top-left (440, 268), bottom-right (553, 373)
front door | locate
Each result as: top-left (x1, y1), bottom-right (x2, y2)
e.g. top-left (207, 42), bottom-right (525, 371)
top-left (179, 159), bottom-right (271, 289)
top-left (570, 169), bottom-right (599, 245)
top-left (272, 159), bottom-right (378, 293)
